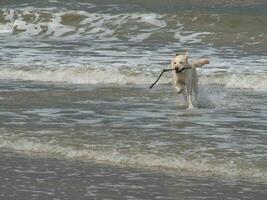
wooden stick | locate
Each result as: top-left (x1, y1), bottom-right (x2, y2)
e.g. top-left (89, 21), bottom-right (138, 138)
top-left (149, 67), bottom-right (192, 89)
top-left (149, 69), bottom-right (175, 89)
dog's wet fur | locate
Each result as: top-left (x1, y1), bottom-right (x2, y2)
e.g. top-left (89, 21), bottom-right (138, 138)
top-left (172, 50), bottom-right (209, 109)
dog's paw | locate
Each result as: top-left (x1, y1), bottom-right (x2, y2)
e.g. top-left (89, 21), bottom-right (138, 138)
top-left (187, 104), bottom-right (196, 109)
top-left (178, 89), bottom-right (183, 94)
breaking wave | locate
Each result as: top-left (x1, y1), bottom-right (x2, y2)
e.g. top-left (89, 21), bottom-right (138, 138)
top-left (201, 74), bottom-right (267, 91)
top-left (0, 67), bottom-right (166, 85)
top-left (0, 66), bottom-right (267, 91)
top-left (0, 7), bottom-right (210, 43)
top-left (0, 137), bottom-right (266, 182)
top-left (0, 8), bottom-right (167, 38)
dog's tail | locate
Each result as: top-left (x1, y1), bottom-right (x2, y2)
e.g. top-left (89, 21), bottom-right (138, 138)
top-left (192, 58), bottom-right (209, 68)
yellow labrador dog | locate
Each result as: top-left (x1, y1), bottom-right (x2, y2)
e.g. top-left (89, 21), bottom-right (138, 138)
top-left (172, 50), bottom-right (209, 109)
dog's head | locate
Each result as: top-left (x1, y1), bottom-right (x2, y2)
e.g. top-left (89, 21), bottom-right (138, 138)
top-left (171, 50), bottom-right (189, 71)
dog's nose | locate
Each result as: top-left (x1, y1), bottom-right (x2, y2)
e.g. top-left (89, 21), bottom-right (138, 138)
top-left (175, 67), bottom-right (180, 73)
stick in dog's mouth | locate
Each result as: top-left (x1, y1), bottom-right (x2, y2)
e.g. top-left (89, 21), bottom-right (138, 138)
top-left (149, 67), bottom-right (192, 89)
top-left (149, 69), bottom-right (174, 89)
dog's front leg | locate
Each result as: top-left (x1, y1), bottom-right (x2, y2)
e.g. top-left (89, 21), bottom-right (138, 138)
top-left (174, 80), bottom-right (184, 94)
top-left (181, 89), bottom-right (188, 105)
top-left (175, 80), bottom-right (188, 104)
top-left (188, 94), bottom-right (194, 109)
top-left (187, 88), bottom-right (194, 109)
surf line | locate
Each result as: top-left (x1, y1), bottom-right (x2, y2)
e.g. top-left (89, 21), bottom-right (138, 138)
top-left (149, 67), bottom-right (192, 89)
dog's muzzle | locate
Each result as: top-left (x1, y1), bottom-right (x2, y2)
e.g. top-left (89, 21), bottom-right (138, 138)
top-left (175, 66), bottom-right (191, 74)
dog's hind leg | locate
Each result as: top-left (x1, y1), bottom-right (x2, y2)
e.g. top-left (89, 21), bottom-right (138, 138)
top-left (187, 87), bottom-right (194, 109)
top-left (192, 70), bottom-right (199, 107)
top-left (193, 84), bottom-right (199, 107)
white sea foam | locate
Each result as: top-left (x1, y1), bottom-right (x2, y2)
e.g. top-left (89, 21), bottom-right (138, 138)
top-left (129, 32), bottom-right (152, 42)
top-left (131, 13), bottom-right (167, 27)
top-left (0, 8), bottom-right (204, 42)
top-left (0, 67), bottom-right (266, 91)
top-left (201, 74), bottom-right (267, 91)
top-left (174, 31), bottom-right (214, 44)
top-left (0, 24), bottom-right (13, 33)
top-left (0, 67), bottom-right (167, 85)
top-left (0, 137), bottom-right (266, 182)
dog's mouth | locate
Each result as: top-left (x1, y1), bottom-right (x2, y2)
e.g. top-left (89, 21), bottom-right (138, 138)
top-left (174, 66), bottom-right (180, 70)
top-left (175, 68), bottom-right (180, 73)
top-left (175, 67), bottom-right (184, 73)
top-left (175, 64), bottom-right (185, 69)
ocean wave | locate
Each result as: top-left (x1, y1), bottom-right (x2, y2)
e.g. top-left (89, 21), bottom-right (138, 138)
top-left (0, 8), bottom-right (166, 37)
top-left (0, 8), bottom-right (210, 43)
top-left (201, 74), bottom-right (267, 91)
top-left (1, 5), bottom-right (266, 52)
top-left (0, 137), bottom-right (266, 182)
top-left (0, 67), bottom-right (267, 91)
top-left (0, 67), bottom-right (166, 85)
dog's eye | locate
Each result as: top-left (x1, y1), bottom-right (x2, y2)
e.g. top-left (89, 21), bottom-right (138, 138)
top-left (174, 62), bottom-right (176, 64)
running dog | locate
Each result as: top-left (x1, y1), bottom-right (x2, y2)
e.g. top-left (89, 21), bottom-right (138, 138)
top-left (172, 50), bottom-right (209, 109)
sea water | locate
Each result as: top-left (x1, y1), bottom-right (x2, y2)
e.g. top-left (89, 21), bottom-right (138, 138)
top-left (0, 0), bottom-right (266, 199)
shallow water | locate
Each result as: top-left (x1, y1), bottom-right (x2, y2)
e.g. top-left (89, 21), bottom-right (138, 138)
top-left (0, 80), bottom-right (266, 198)
top-left (1, 151), bottom-right (267, 200)
top-left (0, 0), bottom-right (267, 199)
